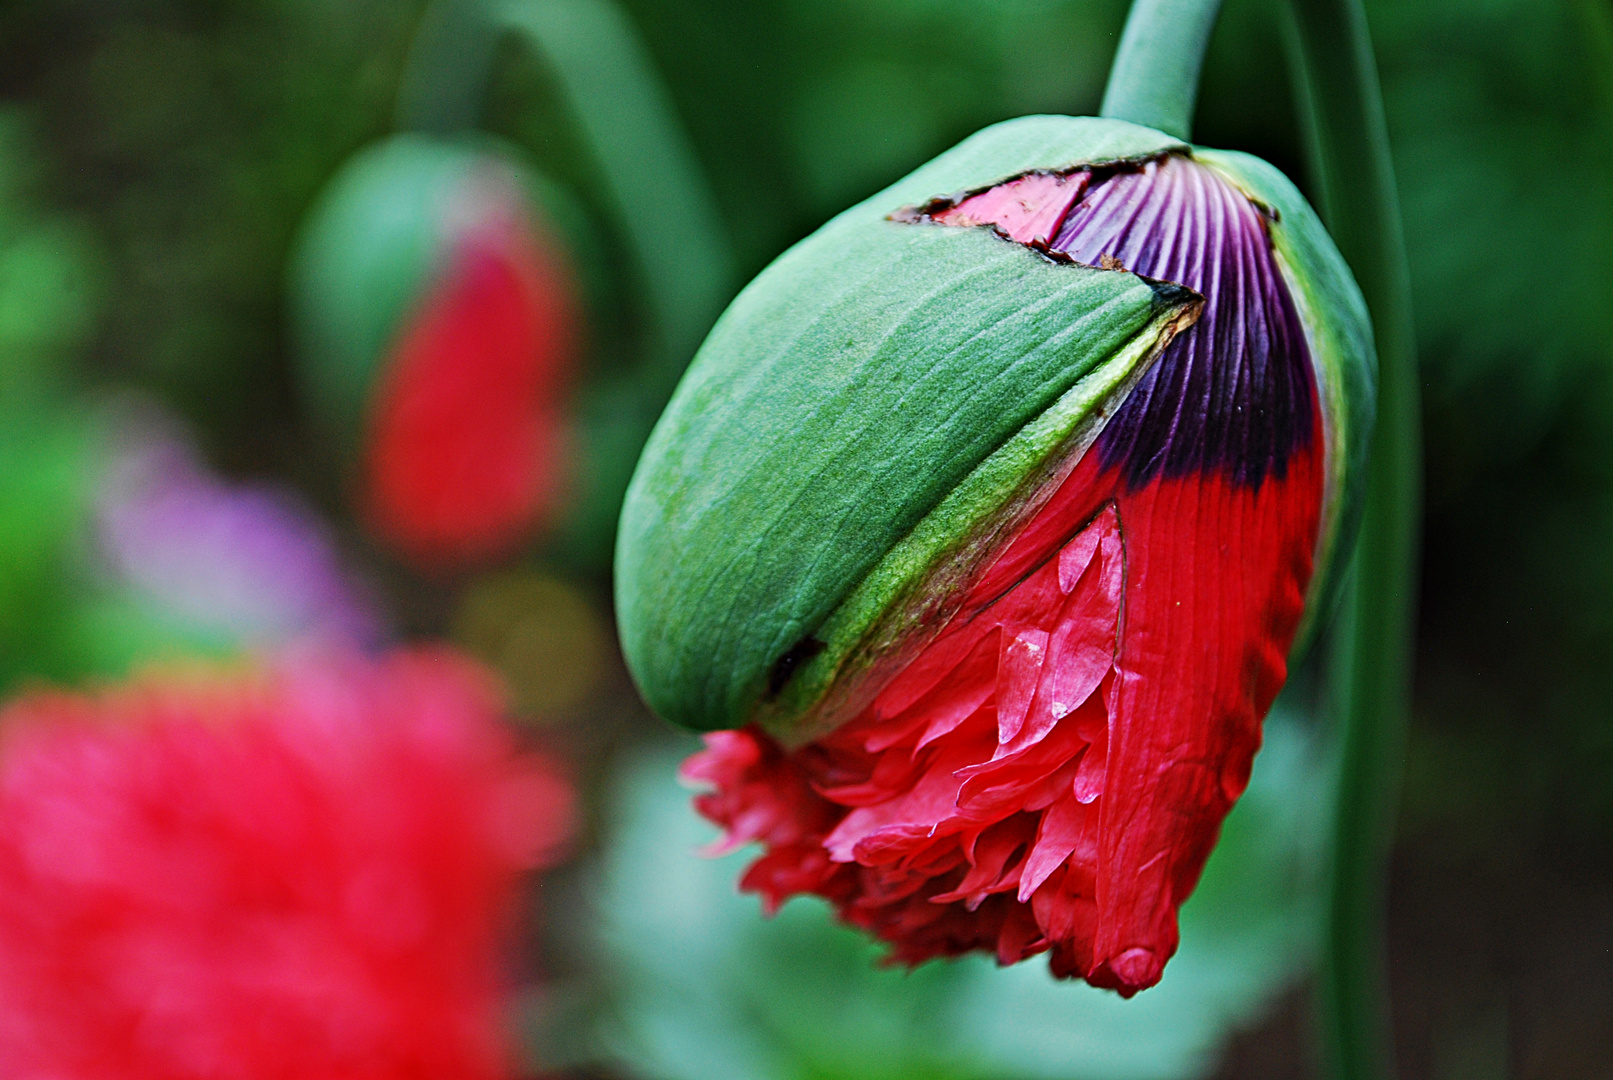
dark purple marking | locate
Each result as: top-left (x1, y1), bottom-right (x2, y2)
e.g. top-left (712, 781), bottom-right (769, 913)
top-left (1047, 156), bottom-right (1316, 491)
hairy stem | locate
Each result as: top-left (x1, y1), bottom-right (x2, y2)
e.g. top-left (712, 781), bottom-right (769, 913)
top-left (1100, 0), bottom-right (1226, 140)
top-left (1286, 1), bottom-right (1420, 1077)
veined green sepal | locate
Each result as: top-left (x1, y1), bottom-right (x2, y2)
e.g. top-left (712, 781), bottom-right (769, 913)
top-left (616, 115), bottom-right (1376, 741)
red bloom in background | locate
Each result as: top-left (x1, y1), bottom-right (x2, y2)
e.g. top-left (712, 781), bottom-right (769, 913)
top-left (364, 198), bottom-right (579, 567)
top-left (0, 647), bottom-right (573, 1080)
top-left (684, 155), bottom-right (1324, 997)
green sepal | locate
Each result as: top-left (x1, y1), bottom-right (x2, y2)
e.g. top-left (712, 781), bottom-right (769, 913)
top-left (616, 116), bottom-right (1199, 735)
top-left (1194, 148), bottom-right (1377, 656)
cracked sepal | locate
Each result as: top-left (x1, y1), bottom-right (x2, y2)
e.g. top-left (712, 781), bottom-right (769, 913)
top-left (617, 117), bottom-right (1199, 736)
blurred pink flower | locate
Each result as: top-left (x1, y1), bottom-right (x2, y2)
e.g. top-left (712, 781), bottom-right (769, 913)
top-left (0, 646), bottom-right (573, 1080)
top-left (95, 404), bottom-right (384, 647)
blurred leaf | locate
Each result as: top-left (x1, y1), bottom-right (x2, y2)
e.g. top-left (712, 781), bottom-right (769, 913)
top-left (1358, 0), bottom-right (1613, 842)
top-left (0, 411), bottom-right (98, 688)
top-left (0, 410), bottom-right (211, 690)
top-left (1373, 0), bottom-right (1613, 475)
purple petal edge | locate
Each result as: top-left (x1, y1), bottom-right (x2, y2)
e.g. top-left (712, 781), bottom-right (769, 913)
top-left (1046, 155), bottom-right (1316, 491)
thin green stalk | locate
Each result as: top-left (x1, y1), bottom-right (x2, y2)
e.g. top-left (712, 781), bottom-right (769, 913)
top-left (496, 0), bottom-right (732, 385)
top-left (1285, 1), bottom-right (1420, 1078)
top-left (1100, 0), bottom-right (1225, 140)
top-left (395, 0), bottom-right (502, 134)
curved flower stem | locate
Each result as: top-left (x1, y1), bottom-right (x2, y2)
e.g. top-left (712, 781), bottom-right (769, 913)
top-left (394, 0), bottom-right (501, 135)
top-left (1100, 0), bottom-right (1226, 140)
top-left (1285, 1), bottom-right (1420, 1077)
top-left (397, 0), bottom-right (733, 389)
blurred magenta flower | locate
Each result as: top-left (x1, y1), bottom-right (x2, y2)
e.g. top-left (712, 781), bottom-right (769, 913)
top-left (0, 646), bottom-right (573, 1079)
top-left (624, 118), bottom-right (1375, 996)
top-left (292, 135), bottom-right (580, 570)
top-left (94, 403), bottom-right (382, 647)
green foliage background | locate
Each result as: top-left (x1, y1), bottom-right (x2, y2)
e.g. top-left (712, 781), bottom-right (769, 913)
top-left (5, 0), bottom-right (1608, 829)
top-left (0, 0), bottom-right (1610, 1072)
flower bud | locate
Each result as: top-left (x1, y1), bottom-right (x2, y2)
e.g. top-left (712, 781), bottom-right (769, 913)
top-left (292, 134), bottom-right (579, 567)
top-left (617, 116), bottom-right (1373, 994)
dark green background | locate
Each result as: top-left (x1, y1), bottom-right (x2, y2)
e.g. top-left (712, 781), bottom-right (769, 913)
top-left (1, 0), bottom-right (1609, 1074)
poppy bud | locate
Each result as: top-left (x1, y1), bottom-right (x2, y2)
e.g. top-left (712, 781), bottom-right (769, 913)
top-left (617, 116), bottom-right (1373, 995)
top-left (292, 134), bottom-right (580, 568)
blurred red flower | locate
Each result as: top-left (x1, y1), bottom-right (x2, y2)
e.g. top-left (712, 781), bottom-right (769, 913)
top-left (0, 646), bottom-right (572, 1080)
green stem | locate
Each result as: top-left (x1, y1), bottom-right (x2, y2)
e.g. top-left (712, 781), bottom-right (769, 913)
top-left (1285, 1), bottom-right (1420, 1078)
top-left (395, 0), bottom-right (502, 134)
top-left (495, 0), bottom-right (732, 386)
top-left (1100, 0), bottom-right (1225, 140)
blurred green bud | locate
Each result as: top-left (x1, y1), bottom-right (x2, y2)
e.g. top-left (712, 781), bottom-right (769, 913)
top-left (290, 133), bottom-right (565, 443)
top-left (289, 133), bottom-right (587, 566)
